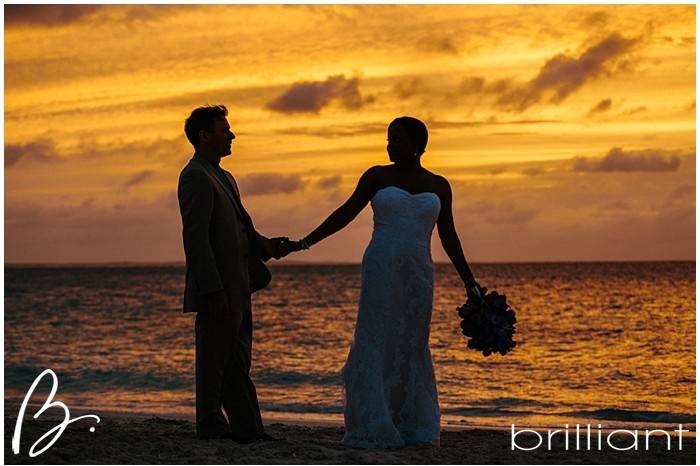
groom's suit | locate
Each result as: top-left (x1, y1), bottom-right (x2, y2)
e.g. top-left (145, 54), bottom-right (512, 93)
top-left (177, 154), bottom-right (266, 439)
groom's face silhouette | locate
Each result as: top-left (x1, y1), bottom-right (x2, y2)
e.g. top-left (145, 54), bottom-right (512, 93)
top-left (201, 117), bottom-right (235, 158)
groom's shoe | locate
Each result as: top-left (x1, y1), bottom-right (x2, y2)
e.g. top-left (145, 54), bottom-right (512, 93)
top-left (258, 432), bottom-right (284, 442)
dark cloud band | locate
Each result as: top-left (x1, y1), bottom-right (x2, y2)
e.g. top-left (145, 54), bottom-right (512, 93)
top-left (497, 33), bottom-right (638, 111)
top-left (573, 147), bottom-right (683, 172)
top-left (4, 139), bottom-right (61, 167)
top-left (238, 173), bottom-right (306, 196)
top-left (5, 5), bottom-right (101, 27)
top-left (267, 75), bottom-right (367, 114)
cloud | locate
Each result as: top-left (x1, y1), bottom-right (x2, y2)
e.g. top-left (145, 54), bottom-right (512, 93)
top-left (497, 33), bottom-right (638, 111)
top-left (393, 35), bottom-right (636, 112)
top-left (489, 132), bottom-right (533, 137)
top-left (665, 36), bottom-right (696, 47)
top-left (393, 77), bottom-right (430, 99)
top-left (425, 118), bottom-right (560, 130)
top-left (583, 11), bottom-right (609, 27)
top-left (315, 175), bottom-right (342, 190)
top-left (267, 75), bottom-right (368, 114)
top-left (459, 76), bottom-right (513, 95)
top-left (586, 98), bottom-right (612, 116)
top-left (621, 106), bottom-right (647, 116)
top-left (4, 5), bottom-right (102, 27)
top-left (521, 166), bottom-right (544, 176)
top-left (5, 136), bottom-right (189, 169)
top-left (663, 184), bottom-right (696, 210)
top-left (421, 36), bottom-right (459, 55)
top-left (601, 201), bottom-right (631, 211)
top-left (668, 184), bottom-right (695, 199)
top-left (121, 5), bottom-right (182, 22)
top-left (124, 170), bottom-right (155, 189)
top-left (76, 136), bottom-right (189, 163)
top-left (4, 4), bottom-right (179, 28)
top-left (4, 139), bottom-right (62, 167)
top-left (5, 195), bottom-right (182, 264)
top-left (238, 173), bottom-right (306, 196)
top-left (278, 122), bottom-right (386, 139)
top-left (469, 201), bottom-right (539, 224)
top-left (393, 74), bottom-right (508, 102)
top-left (573, 147), bottom-right (683, 172)
top-left (397, 34), bottom-right (636, 112)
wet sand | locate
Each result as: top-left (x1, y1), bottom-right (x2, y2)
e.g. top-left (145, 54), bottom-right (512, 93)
top-left (4, 414), bottom-right (695, 464)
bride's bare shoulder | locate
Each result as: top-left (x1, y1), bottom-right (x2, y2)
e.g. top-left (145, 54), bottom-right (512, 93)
top-left (361, 165), bottom-right (392, 181)
top-left (425, 171), bottom-right (452, 198)
top-left (366, 164), bottom-right (392, 174)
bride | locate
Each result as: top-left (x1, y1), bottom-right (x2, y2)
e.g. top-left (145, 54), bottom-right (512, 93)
top-left (282, 117), bottom-right (482, 448)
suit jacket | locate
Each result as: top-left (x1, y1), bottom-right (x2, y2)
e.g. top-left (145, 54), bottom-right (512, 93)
top-left (177, 155), bottom-right (268, 314)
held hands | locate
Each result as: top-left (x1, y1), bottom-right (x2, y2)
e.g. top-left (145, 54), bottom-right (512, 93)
top-left (277, 239), bottom-right (305, 258)
top-left (259, 236), bottom-right (307, 260)
top-left (260, 236), bottom-right (289, 260)
top-left (260, 236), bottom-right (308, 259)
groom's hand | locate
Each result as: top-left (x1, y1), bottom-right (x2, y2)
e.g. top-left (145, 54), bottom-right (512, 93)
top-left (267, 236), bottom-right (289, 260)
top-left (206, 290), bottom-right (230, 321)
top-left (278, 240), bottom-right (303, 258)
top-left (258, 236), bottom-right (288, 260)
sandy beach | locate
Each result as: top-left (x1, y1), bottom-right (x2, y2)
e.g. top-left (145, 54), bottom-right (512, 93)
top-left (4, 413), bottom-right (695, 464)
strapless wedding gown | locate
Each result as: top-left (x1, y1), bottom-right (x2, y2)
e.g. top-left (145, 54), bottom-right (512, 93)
top-left (342, 185), bottom-right (442, 448)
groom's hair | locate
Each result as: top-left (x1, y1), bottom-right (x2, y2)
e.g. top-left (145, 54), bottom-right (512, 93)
top-left (389, 116), bottom-right (429, 155)
top-left (184, 105), bottom-right (228, 147)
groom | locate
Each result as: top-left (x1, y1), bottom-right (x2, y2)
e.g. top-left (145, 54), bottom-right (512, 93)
top-left (177, 105), bottom-right (286, 442)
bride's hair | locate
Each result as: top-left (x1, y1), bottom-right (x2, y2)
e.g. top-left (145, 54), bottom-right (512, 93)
top-left (389, 116), bottom-right (429, 155)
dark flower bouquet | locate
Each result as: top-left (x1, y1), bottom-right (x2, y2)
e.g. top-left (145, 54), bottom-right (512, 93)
top-left (457, 283), bottom-right (517, 356)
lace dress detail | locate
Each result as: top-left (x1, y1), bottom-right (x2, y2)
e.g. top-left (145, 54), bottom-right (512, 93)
top-left (342, 186), bottom-right (442, 449)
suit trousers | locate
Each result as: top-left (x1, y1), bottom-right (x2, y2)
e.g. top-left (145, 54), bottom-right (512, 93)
top-left (194, 299), bottom-right (264, 439)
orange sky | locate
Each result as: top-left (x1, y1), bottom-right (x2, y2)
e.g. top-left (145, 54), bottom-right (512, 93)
top-left (3, 4), bottom-right (696, 264)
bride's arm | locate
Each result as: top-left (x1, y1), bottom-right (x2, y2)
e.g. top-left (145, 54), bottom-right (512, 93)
top-left (436, 176), bottom-right (479, 292)
top-left (301, 166), bottom-right (379, 248)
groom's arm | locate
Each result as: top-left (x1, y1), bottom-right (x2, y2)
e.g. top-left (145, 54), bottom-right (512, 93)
top-left (178, 169), bottom-right (224, 295)
top-left (253, 232), bottom-right (272, 261)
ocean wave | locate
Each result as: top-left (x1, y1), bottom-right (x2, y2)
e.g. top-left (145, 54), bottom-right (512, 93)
top-left (481, 397), bottom-right (558, 408)
top-left (251, 368), bottom-right (341, 386)
top-left (442, 407), bottom-right (547, 417)
top-left (563, 408), bottom-right (696, 423)
top-left (4, 364), bottom-right (343, 392)
top-left (4, 364), bottom-right (191, 392)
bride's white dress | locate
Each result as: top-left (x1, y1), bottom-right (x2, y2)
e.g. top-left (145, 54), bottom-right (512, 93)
top-left (342, 185), bottom-right (442, 448)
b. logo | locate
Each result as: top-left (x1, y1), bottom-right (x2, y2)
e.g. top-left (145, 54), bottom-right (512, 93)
top-left (12, 369), bottom-right (101, 458)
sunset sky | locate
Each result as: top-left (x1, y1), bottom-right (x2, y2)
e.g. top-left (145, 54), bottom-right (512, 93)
top-left (4, 4), bottom-right (696, 264)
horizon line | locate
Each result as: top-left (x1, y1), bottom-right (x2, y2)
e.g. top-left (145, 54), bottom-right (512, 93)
top-left (4, 258), bottom-right (696, 268)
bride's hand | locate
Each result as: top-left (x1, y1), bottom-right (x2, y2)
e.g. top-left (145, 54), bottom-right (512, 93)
top-left (465, 279), bottom-right (484, 302)
top-left (278, 239), bottom-right (304, 258)
top-left (264, 236), bottom-right (289, 260)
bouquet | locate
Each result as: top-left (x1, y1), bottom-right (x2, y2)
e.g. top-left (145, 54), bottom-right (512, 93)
top-left (457, 283), bottom-right (517, 356)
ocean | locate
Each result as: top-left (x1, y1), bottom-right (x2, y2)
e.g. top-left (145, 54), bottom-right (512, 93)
top-left (4, 262), bottom-right (696, 433)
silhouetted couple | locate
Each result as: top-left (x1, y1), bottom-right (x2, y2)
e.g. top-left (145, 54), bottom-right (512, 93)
top-left (177, 105), bottom-right (482, 448)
